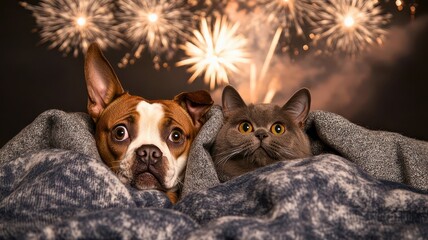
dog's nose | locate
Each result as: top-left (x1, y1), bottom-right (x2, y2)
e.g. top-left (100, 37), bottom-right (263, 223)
top-left (136, 145), bottom-right (162, 165)
top-left (254, 129), bottom-right (268, 141)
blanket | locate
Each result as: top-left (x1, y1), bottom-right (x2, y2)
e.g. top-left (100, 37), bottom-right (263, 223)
top-left (1, 107), bottom-right (428, 239)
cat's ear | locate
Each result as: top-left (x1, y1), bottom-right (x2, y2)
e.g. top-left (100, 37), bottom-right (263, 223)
top-left (222, 85), bottom-right (247, 112)
top-left (282, 88), bottom-right (311, 128)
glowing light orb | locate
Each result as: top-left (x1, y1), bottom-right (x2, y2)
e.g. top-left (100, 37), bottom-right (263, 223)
top-left (148, 13), bottom-right (158, 23)
top-left (343, 15), bottom-right (355, 28)
top-left (395, 0), bottom-right (403, 7)
top-left (75, 16), bottom-right (87, 27)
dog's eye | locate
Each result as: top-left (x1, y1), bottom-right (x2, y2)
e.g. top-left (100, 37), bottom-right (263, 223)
top-left (271, 123), bottom-right (286, 135)
top-left (168, 129), bottom-right (184, 143)
top-left (112, 125), bottom-right (129, 141)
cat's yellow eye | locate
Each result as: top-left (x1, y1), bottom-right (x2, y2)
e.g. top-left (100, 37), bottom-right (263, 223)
top-left (238, 121), bottom-right (253, 134)
top-left (271, 123), bottom-right (286, 135)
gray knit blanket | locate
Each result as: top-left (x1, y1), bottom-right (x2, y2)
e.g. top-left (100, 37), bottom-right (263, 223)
top-left (1, 107), bottom-right (427, 239)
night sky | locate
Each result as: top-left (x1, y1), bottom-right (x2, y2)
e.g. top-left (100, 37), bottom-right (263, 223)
top-left (1, 0), bottom-right (427, 147)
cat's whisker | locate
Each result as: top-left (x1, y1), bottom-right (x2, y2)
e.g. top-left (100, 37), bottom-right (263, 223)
top-left (214, 145), bottom-right (246, 166)
top-left (213, 152), bottom-right (230, 165)
top-left (215, 151), bottom-right (238, 166)
top-left (271, 141), bottom-right (303, 159)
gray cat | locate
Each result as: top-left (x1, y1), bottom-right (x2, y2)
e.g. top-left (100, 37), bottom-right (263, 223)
top-left (212, 85), bottom-right (312, 182)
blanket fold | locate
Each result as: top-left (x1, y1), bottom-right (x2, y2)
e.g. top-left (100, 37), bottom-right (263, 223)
top-left (0, 109), bottom-right (100, 164)
top-left (175, 154), bottom-right (428, 239)
top-left (1, 108), bottom-right (427, 239)
top-left (305, 111), bottom-right (428, 190)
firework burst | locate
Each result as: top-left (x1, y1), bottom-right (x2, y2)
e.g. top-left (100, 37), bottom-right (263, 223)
top-left (117, 0), bottom-right (192, 68)
top-left (236, 0), bottom-right (315, 42)
top-left (255, 0), bottom-right (309, 37)
top-left (308, 0), bottom-right (391, 55)
top-left (21, 0), bottom-right (122, 57)
top-left (177, 16), bottom-right (249, 90)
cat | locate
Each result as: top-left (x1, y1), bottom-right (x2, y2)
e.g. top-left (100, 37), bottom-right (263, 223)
top-left (212, 85), bottom-right (312, 182)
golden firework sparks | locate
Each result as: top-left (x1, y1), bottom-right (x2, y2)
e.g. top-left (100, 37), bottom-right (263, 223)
top-left (308, 0), bottom-right (391, 55)
top-left (117, 0), bottom-right (192, 68)
top-left (20, 0), bottom-right (122, 57)
top-left (236, 0), bottom-right (317, 43)
top-left (177, 16), bottom-right (249, 90)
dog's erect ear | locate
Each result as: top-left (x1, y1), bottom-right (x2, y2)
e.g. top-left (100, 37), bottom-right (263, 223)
top-left (282, 88), bottom-right (311, 128)
top-left (84, 43), bottom-right (125, 121)
top-left (222, 85), bottom-right (247, 112)
top-left (174, 90), bottom-right (214, 129)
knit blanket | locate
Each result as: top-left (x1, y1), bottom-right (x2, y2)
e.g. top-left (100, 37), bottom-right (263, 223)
top-left (1, 108), bottom-right (427, 239)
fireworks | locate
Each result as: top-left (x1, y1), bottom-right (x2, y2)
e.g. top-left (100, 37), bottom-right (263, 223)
top-left (20, 0), bottom-right (408, 98)
top-left (20, 0), bottom-right (122, 57)
top-left (116, 0), bottom-right (192, 67)
top-left (253, 0), bottom-right (311, 38)
top-left (234, 0), bottom-right (317, 47)
top-left (308, 0), bottom-right (391, 55)
top-left (177, 17), bottom-right (249, 90)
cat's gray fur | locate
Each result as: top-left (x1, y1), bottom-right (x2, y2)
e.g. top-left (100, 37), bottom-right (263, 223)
top-left (212, 86), bottom-right (312, 182)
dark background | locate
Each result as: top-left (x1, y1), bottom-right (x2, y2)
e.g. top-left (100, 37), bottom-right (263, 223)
top-left (1, 0), bottom-right (427, 147)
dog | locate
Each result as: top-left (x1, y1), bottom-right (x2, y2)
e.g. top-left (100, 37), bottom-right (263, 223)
top-left (84, 43), bottom-right (213, 203)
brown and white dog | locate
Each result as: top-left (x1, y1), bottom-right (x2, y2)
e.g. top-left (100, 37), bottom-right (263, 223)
top-left (84, 43), bottom-right (213, 203)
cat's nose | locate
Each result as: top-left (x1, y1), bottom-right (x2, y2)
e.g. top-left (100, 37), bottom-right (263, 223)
top-left (255, 129), bottom-right (268, 141)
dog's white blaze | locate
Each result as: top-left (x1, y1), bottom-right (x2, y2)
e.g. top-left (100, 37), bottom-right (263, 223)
top-left (131, 101), bottom-right (165, 148)
top-left (121, 101), bottom-right (178, 189)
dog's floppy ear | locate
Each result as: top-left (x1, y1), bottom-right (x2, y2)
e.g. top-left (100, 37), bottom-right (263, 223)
top-left (174, 90), bottom-right (214, 129)
top-left (84, 43), bottom-right (125, 122)
top-left (282, 88), bottom-right (311, 128)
